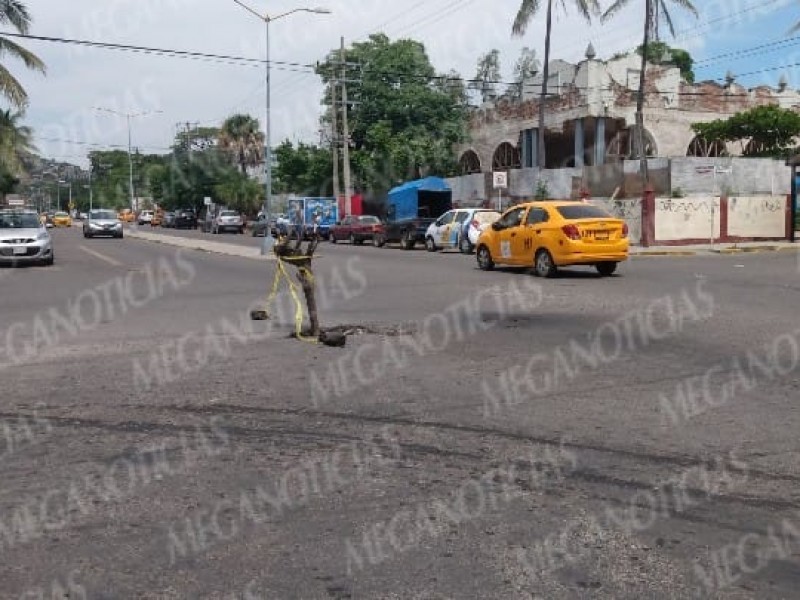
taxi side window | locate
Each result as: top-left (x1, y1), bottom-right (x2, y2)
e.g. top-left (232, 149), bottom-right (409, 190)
top-left (454, 211), bottom-right (469, 224)
top-left (437, 212), bottom-right (456, 226)
top-left (498, 207), bottom-right (525, 229)
top-left (526, 208), bottom-right (549, 225)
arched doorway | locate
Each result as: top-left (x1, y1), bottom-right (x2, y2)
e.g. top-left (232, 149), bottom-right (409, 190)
top-left (607, 127), bottom-right (657, 161)
top-left (458, 150), bottom-right (482, 174)
top-left (687, 136), bottom-right (728, 157)
top-left (492, 142), bottom-right (521, 170)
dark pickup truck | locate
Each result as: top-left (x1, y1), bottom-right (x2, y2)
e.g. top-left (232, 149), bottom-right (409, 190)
top-left (374, 177), bottom-right (452, 250)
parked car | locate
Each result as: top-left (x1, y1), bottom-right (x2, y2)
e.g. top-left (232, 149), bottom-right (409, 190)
top-left (44, 212), bottom-right (55, 228)
top-left (476, 201), bottom-right (628, 277)
top-left (330, 215), bottom-right (384, 245)
top-left (137, 209), bottom-right (154, 226)
top-left (424, 208), bottom-right (501, 254)
top-left (83, 209), bottom-right (124, 239)
top-left (52, 211), bottom-right (73, 228)
top-left (173, 209), bottom-right (198, 229)
top-left (0, 209), bottom-right (54, 266)
top-left (210, 209), bottom-right (244, 234)
top-left (118, 209), bottom-right (136, 223)
top-left (162, 212), bottom-right (176, 228)
top-left (250, 213), bottom-right (277, 237)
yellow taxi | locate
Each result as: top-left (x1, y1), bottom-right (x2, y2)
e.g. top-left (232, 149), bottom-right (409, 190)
top-left (476, 200), bottom-right (629, 277)
top-left (118, 209), bottom-right (135, 223)
top-left (52, 211), bottom-right (73, 228)
top-left (151, 209), bottom-right (164, 227)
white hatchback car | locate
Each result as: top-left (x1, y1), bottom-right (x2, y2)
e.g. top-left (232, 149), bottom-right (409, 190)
top-left (424, 208), bottom-right (501, 254)
top-left (137, 209), bottom-right (154, 226)
top-left (0, 209), bottom-right (54, 265)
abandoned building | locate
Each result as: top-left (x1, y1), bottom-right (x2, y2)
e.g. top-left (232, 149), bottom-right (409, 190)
top-left (458, 45), bottom-right (800, 175)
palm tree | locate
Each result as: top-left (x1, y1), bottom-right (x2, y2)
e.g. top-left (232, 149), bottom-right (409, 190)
top-left (0, 108), bottom-right (35, 174)
top-left (1, 0), bottom-right (46, 108)
top-left (602, 0), bottom-right (697, 180)
top-left (513, 0), bottom-right (600, 169)
top-left (218, 114), bottom-right (265, 176)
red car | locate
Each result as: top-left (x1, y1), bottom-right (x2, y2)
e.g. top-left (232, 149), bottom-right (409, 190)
top-left (330, 215), bottom-right (384, 245)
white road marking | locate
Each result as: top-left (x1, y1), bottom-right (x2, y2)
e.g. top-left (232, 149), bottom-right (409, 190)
top-left (79, 245), bottom-right (124, 267)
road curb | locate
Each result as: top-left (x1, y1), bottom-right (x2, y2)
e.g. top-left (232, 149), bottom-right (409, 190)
top-left (126, 230), bottom-right (275, 261)
top-left (631, 251), bottom-right (697, 256)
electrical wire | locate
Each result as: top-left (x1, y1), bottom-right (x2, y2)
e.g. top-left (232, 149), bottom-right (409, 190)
top-left (0, 31), bottom-right (317, 74)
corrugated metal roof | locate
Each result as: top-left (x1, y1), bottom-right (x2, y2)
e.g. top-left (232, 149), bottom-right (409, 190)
top-left (388, 177), bottom-right (450, 194)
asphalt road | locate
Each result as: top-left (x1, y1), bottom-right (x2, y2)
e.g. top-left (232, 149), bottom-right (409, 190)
top-left (1, 225), bottom-right (799, 599)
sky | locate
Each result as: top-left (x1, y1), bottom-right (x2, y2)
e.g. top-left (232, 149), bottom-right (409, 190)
top-left (8, 0), bottom-right (800, 167)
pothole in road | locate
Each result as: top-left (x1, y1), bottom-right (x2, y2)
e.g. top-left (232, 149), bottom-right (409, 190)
top-left (322, 323), bottom-right (417, 337)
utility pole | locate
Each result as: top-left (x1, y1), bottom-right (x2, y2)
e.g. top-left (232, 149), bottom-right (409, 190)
top-left (331, 72), bottom-right (341, 204)
top-left (340, 36), bottom-right (353, 217)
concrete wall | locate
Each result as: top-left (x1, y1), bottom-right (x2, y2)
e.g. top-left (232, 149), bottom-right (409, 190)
top-left (446, 173), bottom-right (486, 207)
top-left (655, 196), bottom-right (720, 241)
top-left (592, 197), bottom-right (642, 245)
top-left (670, 158), bottom-right (790, 196)
top-left (728, 196), bottom-right (787, 238)
top-left (509, 167), bottom-right (582, 198)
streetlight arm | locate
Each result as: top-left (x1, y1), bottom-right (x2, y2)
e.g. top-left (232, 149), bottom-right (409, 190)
top-left (232, 1), bottom-right (330, 22)
top-left (232, 0), bottom-right (265, 20)
top-left (271, 7), bottom-right (329, 21)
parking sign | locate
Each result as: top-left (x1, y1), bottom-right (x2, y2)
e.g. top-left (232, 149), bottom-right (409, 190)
top-left (493, 172), bottom-right (508, 189)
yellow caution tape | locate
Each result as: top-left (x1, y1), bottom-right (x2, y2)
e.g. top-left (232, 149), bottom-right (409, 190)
top-left (263, 257), bottom-right (318, 343)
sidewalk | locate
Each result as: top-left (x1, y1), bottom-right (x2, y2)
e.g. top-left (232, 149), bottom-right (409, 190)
top-left (631, 241), bottom-right (798, 256)
top-left (126, 229), bottom-right (274, 261)
top-left (128, 228), bottom-right (797, 260)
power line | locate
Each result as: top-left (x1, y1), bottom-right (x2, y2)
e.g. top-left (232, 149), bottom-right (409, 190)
top-left (695, 36), bottom-right (800, 69)
top-left (0, 31), bottom-right (317, 75)
top-left (34, 135), bottom-right (172, 152)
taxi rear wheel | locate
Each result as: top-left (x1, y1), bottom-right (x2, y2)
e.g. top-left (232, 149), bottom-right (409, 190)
top-left (476, 245), bottom-right (494, 271)
top-left (534, 249), bottom-right (557, 278)
top-left (596, 262), bottom-right (617, 276)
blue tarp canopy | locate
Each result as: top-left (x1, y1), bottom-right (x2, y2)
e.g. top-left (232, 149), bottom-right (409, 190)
top-left (388, 176), bottom-right (450, 195)
top-left (388, 177), bottom-right (451, 222)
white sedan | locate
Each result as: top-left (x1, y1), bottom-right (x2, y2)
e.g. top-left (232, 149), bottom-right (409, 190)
top-left (425, 208), bottom-right (501, 254)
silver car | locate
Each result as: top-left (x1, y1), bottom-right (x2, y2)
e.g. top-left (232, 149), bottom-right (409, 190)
top-left (0, 209), bottom-right (54, 266)
top-left (83, 209), bottom-right (124, 239)
top-left (211, 209), bottom-right (244, 234)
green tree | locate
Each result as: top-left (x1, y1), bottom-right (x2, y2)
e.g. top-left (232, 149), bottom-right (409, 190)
top-left (637, 41), bottom-right (694, 83)
top-left (691, 105), bottom-right (800, 158)
top-left (513, 0), bottom-right (600, 168)
top-left (0, 0), bottom-right (46, 108)
top-left (509, 47), bottom-right (539, 98)
top-left (316, 34), bottom-right (468, 195)
top-left (602, 0), bottom-right (698, 178)
top-left (273, 140), bottom-right (333, 196)
top-left (0, 168), bottom-right (19, 202)
top-left (214, 168), bottom-right (263, 215)
top-left (470, 49), bottom-right (501, 103)
top-left (218, 114), bottom-right (264, 175)
top-left (0, 108), bottom-right (34, 174)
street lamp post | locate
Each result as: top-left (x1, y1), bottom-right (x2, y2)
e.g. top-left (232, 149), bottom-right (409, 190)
top-left (95, 108), bottom-right (162, 212)
top-left (232, 1), bottom-right (331, 255)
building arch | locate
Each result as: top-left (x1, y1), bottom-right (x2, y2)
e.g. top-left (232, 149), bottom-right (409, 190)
top-left (607, 127), bottom-right (657, 161)
top-left (492, 142), bottom-right (521, 170)
top-left (687, 136), bottom-right (728, 157)
top-left (458, 149), bottom-right (482, 174)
